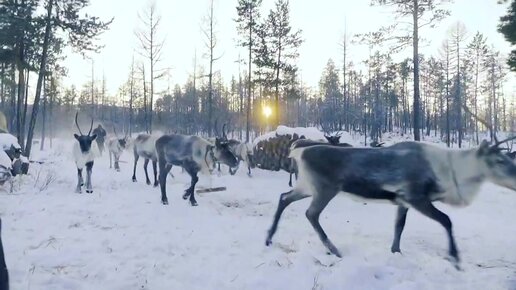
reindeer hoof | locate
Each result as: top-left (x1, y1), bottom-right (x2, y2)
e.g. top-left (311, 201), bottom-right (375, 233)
top-left (391, 247), bottom-right (401, 254)
top-left (86, 190), bottom-right (93, 194)
top-left (162, 199), bottom-right (169, 205)
top-left (132, 177), bottom-right (137, 182)
top-left (146, 180), bottom-right (151, 185)
top-left (265, 239), bottom-right (272, 247)
top-left (76, 189), bottom-right (82, 194)
top-left (116, 169), bottom-right (120, 172)
top-left (153, 182), bottom-right (159, 188)
top-left (190, 200), bottom-right (198, 206)
top-left (182, 191), bottom-right (190, 200)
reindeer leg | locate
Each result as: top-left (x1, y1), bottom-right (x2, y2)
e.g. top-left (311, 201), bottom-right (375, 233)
top-left (85, 161), bottom-right (94, 194)
top-left (109, 151), bottom-right (112, 169)
top-left (409, 198), bottom-right (460, 267)
top-left (143, 158), bottom-right (151, 185)
top-left (184, 165), bottom-right (199, 206)
top-left (115, 154), bottom-right (121, 172)
top-left (305, 189), bottom-right (340, 257)
top-left (158, 159), bottom-right (172, 205)
top-left (132, 153), bottom-right (139, 182)
top-left (266, 190), bottom-right (310, 246)
top-left (75, 168), bottom-right (83, 193)
top-left (152, 159), bottom-right (158, 187)
top-left (391, 206), bottom-right (409, 253)
top-left (288, 173), bottom-right (293, 187)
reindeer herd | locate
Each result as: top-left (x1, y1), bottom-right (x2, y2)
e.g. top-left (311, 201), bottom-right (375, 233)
top-left (1, 112), bottom-right (516, 288)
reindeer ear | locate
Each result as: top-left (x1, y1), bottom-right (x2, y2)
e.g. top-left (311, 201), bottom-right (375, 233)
top-left (74, 134), bottom-right (80, 140)
top-left (91, 134), bottom-right (97, 141)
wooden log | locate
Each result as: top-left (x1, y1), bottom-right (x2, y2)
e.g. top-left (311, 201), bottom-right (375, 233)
top-left (196, 187), bottom-right (227, 193)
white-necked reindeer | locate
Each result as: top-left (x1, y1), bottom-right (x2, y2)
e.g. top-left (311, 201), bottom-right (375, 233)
top-left (107, 126), bottom-right (130, 171)
top-left (265, 136), bottom-right (516, 268)
top-left (132, 133), bottom-right (159, 186)
top-left (72, 112), bottom-right (99, 193)
top-left (155, 134), bottom-right (238, 206)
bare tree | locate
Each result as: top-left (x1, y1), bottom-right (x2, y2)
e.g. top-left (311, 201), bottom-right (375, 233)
top-left (202, 0), bottom-right (222, 136)
top-left (371, 0), bottom-right (452, 141)
top-left (135, 0), bottom-right (165, 134)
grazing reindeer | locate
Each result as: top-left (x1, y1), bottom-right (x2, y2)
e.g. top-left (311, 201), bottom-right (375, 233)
top-left (72, 112), bottom-right (98, 194)
top-left (155, 134), bottom-right (238, 206)
top-left (132, 134), bottom-right (159, 186)
top-left (265, 137), bottom-right (516, 267)
top-left (229, 142), bottom-right (255, 176)
top-left (0, 219), bottom-right (8, 290)
top-left (107, 127), bottom-right (130, 171)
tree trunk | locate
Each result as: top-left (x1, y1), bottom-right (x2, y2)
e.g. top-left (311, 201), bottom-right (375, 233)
top-left (246, 11), bottom-right (253, 142)
top-left (24, 0), bottom-right (54, 159)
top-left (412, 0), bottom-right (421, 141)
top-left (41, 76), bottom-right (47, 151)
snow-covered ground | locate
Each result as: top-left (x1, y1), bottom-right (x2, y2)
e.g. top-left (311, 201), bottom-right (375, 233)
top-left (1, 138), bottom-right (516, 290)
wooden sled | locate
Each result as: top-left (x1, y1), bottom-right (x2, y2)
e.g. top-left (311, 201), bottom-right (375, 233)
top-left (196, 187), bottom-right (226, 194)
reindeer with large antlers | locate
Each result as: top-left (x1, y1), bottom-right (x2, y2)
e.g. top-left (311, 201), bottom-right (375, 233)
top-left (72, 112), bottom-right (99, 193)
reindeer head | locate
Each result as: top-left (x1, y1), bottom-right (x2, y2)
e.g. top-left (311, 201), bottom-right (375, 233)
top-left (214, 137), bottom-right (238, 168)
top-left (324, 131), bottom-right (342, 145)
top-left (477, 137), bottom-right (516, 191)
top-left (114, 126), bottom-right (130, 149)
top-left (73, 112), bottom-right (96, 153)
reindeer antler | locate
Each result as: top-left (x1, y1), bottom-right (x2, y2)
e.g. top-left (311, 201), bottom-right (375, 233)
top-left (493, 136), bottom-right (516, 148)
top-left (222, 123), bottom-right (228, 140)
top-left (113, 125), bottom-right (118, 138)
top-left (88, 117), bottom-right (94, 136)
top-left (75, 112), bottom-right (83, 135)
top-left (462, 104), bottom-right (498, 144)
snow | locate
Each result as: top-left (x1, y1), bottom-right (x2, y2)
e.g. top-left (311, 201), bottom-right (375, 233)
top-left (0, 133), bottom-right (21, 151)
top-left (1, 138), bottom-right (516, 290)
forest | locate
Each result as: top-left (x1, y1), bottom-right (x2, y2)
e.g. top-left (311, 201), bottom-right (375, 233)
top-left (0, 0), bottom-right (515, 160)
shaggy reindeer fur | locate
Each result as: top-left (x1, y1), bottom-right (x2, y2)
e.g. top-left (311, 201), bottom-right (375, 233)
top-left (266, 139), bottom-right (516, 268)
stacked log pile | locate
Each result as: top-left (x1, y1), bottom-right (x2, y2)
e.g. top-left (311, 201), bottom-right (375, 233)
top-left (253, 133), bottom-right (304, 173)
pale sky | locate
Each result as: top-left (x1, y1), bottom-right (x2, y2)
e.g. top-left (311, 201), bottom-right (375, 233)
top-left (62, 0), bottom-right (515, 97)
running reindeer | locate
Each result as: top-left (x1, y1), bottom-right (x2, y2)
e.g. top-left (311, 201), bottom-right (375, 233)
top-left (107, 126), bottom-right (130, 171)
top-left (132, 134), bottom-right (160, 186)
top-left (155, 134), bottom-right (238, 206)
top-left (72, 112), bottom-right (99, 193)
top-left (265, 136), bottom-right (516, 268)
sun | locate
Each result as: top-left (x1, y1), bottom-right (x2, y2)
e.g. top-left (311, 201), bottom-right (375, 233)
top-left (263, 106), bottom-right (272, 119)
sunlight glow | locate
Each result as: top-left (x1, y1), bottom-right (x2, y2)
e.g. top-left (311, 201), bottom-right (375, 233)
top-left (263, 106), bottom-right (272, 119)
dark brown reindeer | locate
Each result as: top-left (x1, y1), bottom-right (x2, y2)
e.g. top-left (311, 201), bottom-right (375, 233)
top-left (266, 135), bottom-right (516, 269)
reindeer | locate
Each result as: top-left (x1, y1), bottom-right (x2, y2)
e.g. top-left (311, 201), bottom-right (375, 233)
top-left (72, 112), bottom-right (99, 193)
top-left (155, 134), bottom-right (238, 206)
top-left (107, 126), bottom-right (130, 172)
top-left (0, 219), bottom-right (8, 290)
top-left (265, 136), bottom-right (516, 268)
top-left (132, 134), bottom-right (159, 186)
top-left (229, 142), bottom-right (255, 176)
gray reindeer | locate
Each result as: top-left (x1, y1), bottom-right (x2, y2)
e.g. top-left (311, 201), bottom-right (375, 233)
top-left (155, 134), bottom-right (238, 206)
top-left (265, 136), bottom-right (516, 268)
